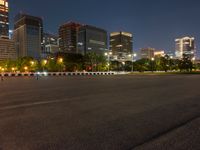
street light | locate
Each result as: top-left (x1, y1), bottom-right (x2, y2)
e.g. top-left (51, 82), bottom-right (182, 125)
top-left (58, 58), bottom-right (64, 72)
top-left (58, 58), bottom-right (63, 64)
top-left (192, 57), bottom-right (196, 71)
top-left (43, 60), bottom-right (47, 65)
top-left (105, 52), bottom-right (112, 72)
top-left (122, 61), bottom-right (126, 72)
top-left (11, 67), bottom-right (16, 72)
top-left (151, 57), bottom-right (155, 72)
top-left (129, 53), bottom-right (137, 72)
top-left (24, 66), bottom-right (28, 72)
top-left (42, 60), bottom-right (48, 72)
top-left (30, 61), bottom-right (35, 65)
top-left (169, 56), bottom-right (173, 71)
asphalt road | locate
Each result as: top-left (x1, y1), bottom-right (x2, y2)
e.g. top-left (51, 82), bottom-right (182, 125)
top-left (0, 75), bottom-right (199, 150)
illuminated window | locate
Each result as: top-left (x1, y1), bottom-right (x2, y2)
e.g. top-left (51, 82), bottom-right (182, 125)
top-left (0, 0), bottom-right (4, 5)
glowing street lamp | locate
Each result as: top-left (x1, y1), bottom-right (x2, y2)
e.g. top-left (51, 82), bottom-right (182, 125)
top-left (41, 60), bottom-right (48, 71)
top-left (122, 61), bottom-right (126, 72)
top-left (57, 58), bottom-right (64, 72)
top-left (129, 53), bottom-right (137, 72)
top-left (58, 58), bottom-right (63, 64)
top-left (43, 60), bottom-right (47, 65)
top-left (11, 67), bottom-right (16, 72)
top-left (192, 57), bottom-right (196, 71)
top-left (151, 57), bottom-right (155, 72)
top-left (105, 52), bottom-right (112, 72)
top-left (30, 61), bottom-right (35, 66)
top-left (24, 66), bottom-right (28, 72)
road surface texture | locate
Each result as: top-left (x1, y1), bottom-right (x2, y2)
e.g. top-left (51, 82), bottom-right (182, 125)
top-left (0, 75), bottom-right (199, 150)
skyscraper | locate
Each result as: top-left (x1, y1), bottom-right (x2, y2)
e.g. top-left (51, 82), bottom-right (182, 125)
top-left (0, 38), bottom-right (16, 61)
top-left (140, 48), bottom-right (155, 59)
top-left (13, 13), bottom-right (43, 59)
top-left (175, 37), bottom-right (195, 59)
top-left (41, 33), bottom-right (60, 58)
top-left (78, 25), bottom-right (108, 55)
top-left (59, 22), bottom-right (82, 54)
top-left (0, 0), bottom-right (9, 39)
top-left (110, 32), bottom-right (133, 57)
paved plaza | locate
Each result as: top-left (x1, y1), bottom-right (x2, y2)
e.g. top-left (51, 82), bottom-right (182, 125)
top-left (0, 75), bottom-right (199, 150)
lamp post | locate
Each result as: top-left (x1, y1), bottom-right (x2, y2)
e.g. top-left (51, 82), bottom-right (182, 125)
top-left (30, 61), bottom-right (35, 72)
top-left (129, 53), bottom-right (137, 72)
top-left (122, 61), bottom-right (125, 72)
top-left (42, 60), bottom-right (47, 72)
top-left (169, 56), bottom-right (173, 71)
top-left (24, 66), bottom-right (28, 72)
top-left (58, 58), bottom-right (63, 72)
top-left (30, 61), bottom-right (35, 66)
top-left (105, 52), bottom-right (112, 72)
top-left (192, 57), bottom-right (196, 71)
top-left (11, 67), bottom-right (15, 72)
top-left (151, 57), bottom-right (155, 72)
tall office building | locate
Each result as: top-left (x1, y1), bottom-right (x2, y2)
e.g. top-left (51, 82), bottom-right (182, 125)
top-left (41, 33), bottom-right (60, 58)
top-left (0, 0), bottom-right (9, 39)
top-left (0, 0), bottom-right (16, 61)
top-left (110, 32), bottom-right (133, 57)
top-left (59, 22), bottom-right (82, 54)
top-left (78, 25), bottom-right (108, 55)
top-left (175, 37), bottom-right (195, 59)
top-left (0, 38), bottom-right (16, 61)
top-left (140, 48), bottom-right (155, 59)
top-left (13, 13), bottom-right (43, 59)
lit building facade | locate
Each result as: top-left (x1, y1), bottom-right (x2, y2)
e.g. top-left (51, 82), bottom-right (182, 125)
top-left (175, 37), bottom-right (195, 59)
top-left (140, 48), bottom-right (155, 59)
top-left (110, 32), bottom-right (133, 58)
top-left (13, 13), bottom-right (43, 59)
top-left (0, 0), bottom-right (9, 39)
top-left (41, 33), bottom-right (60, 58)
top-left (59, 22), bottom-right (82, 54)
top-left (154, 50), bottom-right (165, 58)
top-left (78, 25), bottom-right (108, 55)
top-left (0, 38), bottom-right (16, 61)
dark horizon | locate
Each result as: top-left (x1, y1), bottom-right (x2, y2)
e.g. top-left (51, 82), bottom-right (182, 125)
top-left (10, 0), bottom-right (200, 54)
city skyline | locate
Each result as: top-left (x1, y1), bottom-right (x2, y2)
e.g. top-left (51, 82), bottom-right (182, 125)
top-left (9, 0), bottom-right (200, 53)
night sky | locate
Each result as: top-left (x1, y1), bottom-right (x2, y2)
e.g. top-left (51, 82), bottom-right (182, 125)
top-left (10, 0), bottom-right (200, 53)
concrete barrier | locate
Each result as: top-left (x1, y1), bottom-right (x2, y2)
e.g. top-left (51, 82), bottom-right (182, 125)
top-left (0, 72), bottom-right (119, 77)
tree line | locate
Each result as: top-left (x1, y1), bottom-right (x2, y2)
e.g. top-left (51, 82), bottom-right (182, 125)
top-left (0, 53), bottom-right (199, 72)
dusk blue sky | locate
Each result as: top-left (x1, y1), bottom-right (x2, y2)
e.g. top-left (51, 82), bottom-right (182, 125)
top-left (10, 0), bottom-right (200, 53)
